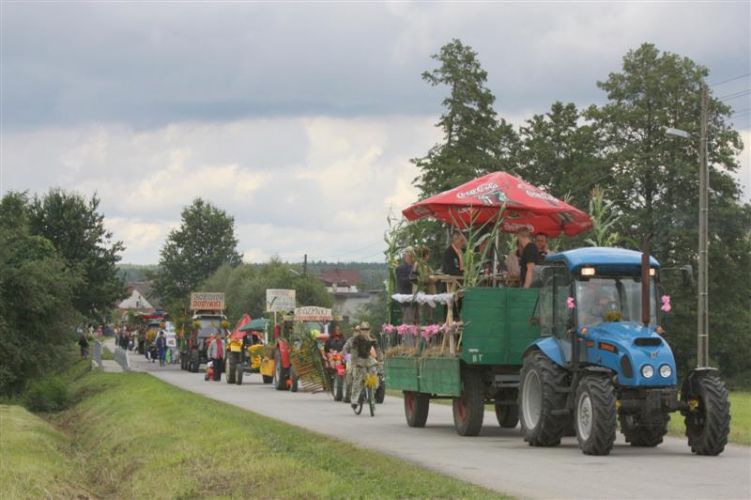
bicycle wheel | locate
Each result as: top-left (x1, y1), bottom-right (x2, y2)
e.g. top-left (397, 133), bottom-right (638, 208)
top-left (368, 387), bottom-right (375, 417)
top-left (354, 389), bottom-right (365, 415)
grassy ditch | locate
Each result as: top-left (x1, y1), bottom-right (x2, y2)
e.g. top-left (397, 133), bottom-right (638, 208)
top-left (32, 365), bottom-right (502, 499)
top-left (0, 405), bottom-right (91, 498)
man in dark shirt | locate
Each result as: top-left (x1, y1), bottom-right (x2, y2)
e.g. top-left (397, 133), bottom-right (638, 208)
top-left (395, 248), bottom-right (416, 322)
top-left (442, 231), bottom-right (465, 277)
top-left (518, 228), bottom-right (539, 288)
top-left (535, 233), bottom-right (549, 263)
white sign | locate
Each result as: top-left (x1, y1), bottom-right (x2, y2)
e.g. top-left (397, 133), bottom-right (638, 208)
top-left (294, 306), bottom-right (333, 322)
top-left (190, 292), bottom-right (225, 311)
top-left (266, 289), bottom-right (296, 312)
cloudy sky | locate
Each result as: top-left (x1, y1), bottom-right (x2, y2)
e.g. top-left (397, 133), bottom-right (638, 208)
top-left (2, 2), bottom-right (749, 265)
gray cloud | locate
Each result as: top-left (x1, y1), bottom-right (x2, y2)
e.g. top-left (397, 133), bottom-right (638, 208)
top-left (3, 2), bottom-right (749, 130)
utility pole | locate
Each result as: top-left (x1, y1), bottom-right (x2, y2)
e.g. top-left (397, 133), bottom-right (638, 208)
top-left (697, 85), bottom-right (709, 367)
top-left (303, 253), bottom-right (308, 277)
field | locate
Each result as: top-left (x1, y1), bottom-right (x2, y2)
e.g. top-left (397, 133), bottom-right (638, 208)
top-left (2, 362), bottom-right (502, 499)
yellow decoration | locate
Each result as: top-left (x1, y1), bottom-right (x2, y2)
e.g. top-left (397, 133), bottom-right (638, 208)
top-left (604, 310), bottom-right (622, 322)
top-left (365, 373), bottom-right (379, 389)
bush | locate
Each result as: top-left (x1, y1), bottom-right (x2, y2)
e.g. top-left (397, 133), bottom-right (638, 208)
top-left (24, 376), bottom-right (72, 412)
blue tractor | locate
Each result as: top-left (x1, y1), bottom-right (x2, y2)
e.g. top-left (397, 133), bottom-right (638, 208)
top-left (519, 247), bottom-right (731, 456)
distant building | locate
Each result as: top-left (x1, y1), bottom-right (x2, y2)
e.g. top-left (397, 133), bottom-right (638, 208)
top-left (318, 268), bottom-right (379, 322)
top-left (117, 282), bottom-right (157, 312)
top-left (319, 269), bottom-right (361, 294)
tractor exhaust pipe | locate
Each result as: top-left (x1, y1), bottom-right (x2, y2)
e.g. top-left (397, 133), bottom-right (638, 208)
top-left (641, 236), bottom-right (652, 327)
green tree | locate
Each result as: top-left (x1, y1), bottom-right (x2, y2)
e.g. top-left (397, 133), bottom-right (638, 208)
top-left (413, 39), bottom-right (518, 197)
top-left (518, 102), bottom-right (607, 207)
top-left (585, 43), bottom-right (750, 381)
top-left (200, 259), bottom-right (332, 324)
top-left (0, 193), bottom-right (79, 396)
top-left (154, 198), bottom-right (242, 304)
top-left (28, 189), bottom-right (125, 320)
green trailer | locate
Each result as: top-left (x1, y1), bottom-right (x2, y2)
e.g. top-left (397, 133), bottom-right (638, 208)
top-left (385, 287), bottom-right (540, 435)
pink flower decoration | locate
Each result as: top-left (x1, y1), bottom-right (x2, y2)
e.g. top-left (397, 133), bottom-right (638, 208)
top-left (661, 295), bottom-right (671, 313)
top-left (382, 324), bottom-right (396, 334)
top-left (396, 324), bottom-right (411, 336)
top-left (567, 297), bottom-right (576, 310)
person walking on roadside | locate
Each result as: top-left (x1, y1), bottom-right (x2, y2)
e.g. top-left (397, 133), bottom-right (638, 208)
top-left (341, 329), bottom-right (356, 403)
top-left (348, 322), bottom-right (382, 411)
top-left (156, 331), bottom-right (167, 367)
top-left (78, 333), bottom-right (89, 360)
top-left (207, 332), bottom-right (224, 381)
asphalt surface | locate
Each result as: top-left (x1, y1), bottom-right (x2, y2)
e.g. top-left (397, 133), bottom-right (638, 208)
top-left (123, 347), bottom-right (751, 499)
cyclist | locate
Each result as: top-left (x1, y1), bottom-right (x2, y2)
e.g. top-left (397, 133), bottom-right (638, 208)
top-left (349, 322), bottom-right (383, 411)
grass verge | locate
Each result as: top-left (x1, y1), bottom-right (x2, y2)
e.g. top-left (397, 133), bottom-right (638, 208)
top-left (0, 405), bottom-right (91, 498)
top-left (46, 366), bottom-right (502, 499)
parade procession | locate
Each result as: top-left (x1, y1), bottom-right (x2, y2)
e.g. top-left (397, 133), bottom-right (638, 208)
top-left (2, 3), bottom-right (750, 499)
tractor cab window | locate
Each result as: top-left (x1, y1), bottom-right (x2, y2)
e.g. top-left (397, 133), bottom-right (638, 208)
top-left (575, 276), bottom-right (657, 327)
top-left (537, 266), bottom-right (571, 338)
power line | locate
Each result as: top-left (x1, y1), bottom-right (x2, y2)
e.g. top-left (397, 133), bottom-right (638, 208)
top-left (710, 72), bottom-right (751, 87)
top-left (718, 89), bottom-right (751, 102)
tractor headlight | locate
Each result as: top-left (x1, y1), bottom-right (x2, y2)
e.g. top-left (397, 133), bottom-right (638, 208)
top-left (659, 364), bottom-right (672, 378)
top-left (641, 364), bottom-right (655, 379)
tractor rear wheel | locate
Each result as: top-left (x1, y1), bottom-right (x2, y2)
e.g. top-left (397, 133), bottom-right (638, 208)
top-left (452, 369), bottom-right (484, 436)
top-left (620, 412), bottom-right (669, 447)
top-left (226, 357), bottom-right (235, 384)
top-left (575, 375), bottom-right (616, 456)
top-left (519, 351), bottom-right (568, 446)
top-left (290, 367), bottom-right (299, 392)
top-left (682, 372), bottom-right (730, 456)
top-left (273, 351), bottom-right (287, 391)
top-left (236, 364), bottom-right (243, 385)
top-left (495, 403), bottom-right (519, 428)
top-left (404, 391), bottom-right (430, 427)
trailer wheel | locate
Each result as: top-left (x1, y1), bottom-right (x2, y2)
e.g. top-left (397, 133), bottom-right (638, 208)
top-left (575, 375), bottom-right (616, 456)
top-left (682, 372), bottom-right (730, 456)
top-left (519, 351), bottom-right (567, 446)
top-left (495, 403), bottom-right (519, 428)
top-left (619, 412), bottom-right (669, 447)
top-left (404, 391), bottom-right (430, 427)
top-left (452, 369), bottom-right (484, 436)
top-left (273, 351), bottom-right (287, 391)
top-left (262, 375), bottom-right (273, 384)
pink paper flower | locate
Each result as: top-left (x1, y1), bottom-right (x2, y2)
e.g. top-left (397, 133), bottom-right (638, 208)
top-left (661, 295), bottom-right (671, 313)
top-left (396, 324), bottom-right (411, 336)
top-left (382, 324), bottom-right (396, 334)
top-left (567, 297), bottom-right (576, 310)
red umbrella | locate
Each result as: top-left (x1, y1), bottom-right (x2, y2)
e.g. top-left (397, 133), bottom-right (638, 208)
top-left (230, 314), bottom-right (252, 340)
top-left (402, 171), bottom-right (592, 237)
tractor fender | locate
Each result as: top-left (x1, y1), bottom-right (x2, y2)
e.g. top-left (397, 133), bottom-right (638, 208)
top-left (277, 339), bottom-right (291, 369)
top-left (523, 337), bottom-right (566, 368)
top-left (681, 366), bottom-right (719, 395)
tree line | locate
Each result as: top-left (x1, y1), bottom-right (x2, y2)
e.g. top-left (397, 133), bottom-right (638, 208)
top-left (410, 40), bottom-right (750, 385)
top-left (0, 191), bottom-right (125, 396)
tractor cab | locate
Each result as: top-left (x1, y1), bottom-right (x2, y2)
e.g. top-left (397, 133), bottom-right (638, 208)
top-left (520, 247), bottom-right (729, 457)
top-left (535, 248), bottom-right (676, 387)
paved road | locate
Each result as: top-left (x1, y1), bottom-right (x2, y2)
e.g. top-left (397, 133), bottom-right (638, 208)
top-left (125, 348), bottom-right (750, 499)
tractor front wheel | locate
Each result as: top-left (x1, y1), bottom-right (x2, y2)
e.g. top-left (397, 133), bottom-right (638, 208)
top-left (575, 375), bottom-right (617, 456)
top-left (404, 391), bottom-right (430, 427)
top-left (452, 369), bottom-right (484, 436)
top-left (683, 372), bottom-right (730, 456)
top-left (262, 375), bottom-right (273, 384)
top-left (519, 351), bottom-right (567, 446)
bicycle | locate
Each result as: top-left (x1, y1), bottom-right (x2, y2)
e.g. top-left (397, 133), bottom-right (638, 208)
top-left (353, 368), bottom-right (379, 417)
